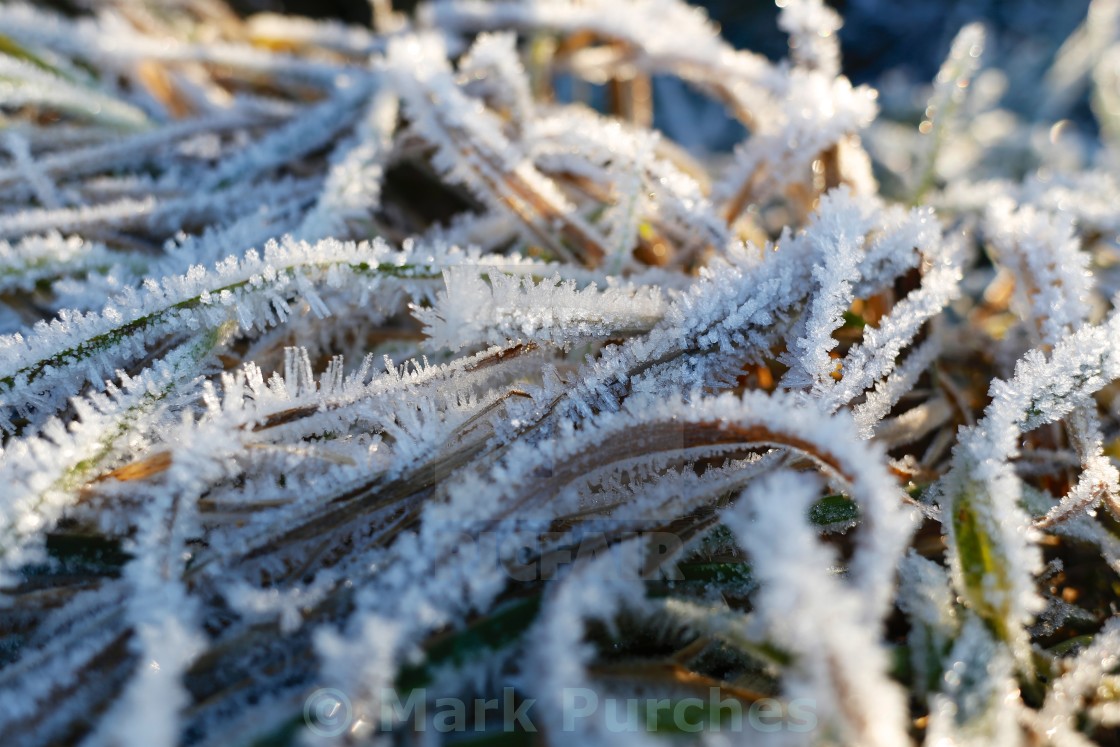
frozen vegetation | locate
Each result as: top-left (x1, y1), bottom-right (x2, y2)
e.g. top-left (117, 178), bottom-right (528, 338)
top-left (1, 0), bottom-right (1120, 745)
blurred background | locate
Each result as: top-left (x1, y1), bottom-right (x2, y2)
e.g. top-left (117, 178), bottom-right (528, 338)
top-left (35, 0), bottom-right (1101, 153)
top-left (211, 0), bottom-right (1097, 153)
top-left (216, 0), bottom-right (1091, 82)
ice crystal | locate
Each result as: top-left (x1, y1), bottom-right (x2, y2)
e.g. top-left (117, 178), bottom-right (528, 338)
top-left (1, 2), bottom-right (1119, 746)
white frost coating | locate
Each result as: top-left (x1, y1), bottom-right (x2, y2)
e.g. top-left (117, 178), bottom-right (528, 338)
top-left (0, 336), bottom-right (217, 576)
top-left (0, 238), bottom-right (532, 428)
top-left (725, 470), bottom-right (910, 747)
top-left (2, 131), bottom-right (64, 208)
top-left (423, 0), bottom-right (785, 99)
top-left (346, 389), bottom-right (912, 636)
top-left (414, 268), bottom-right (666, 351)
top-left (86, 491), bottom-right (205, 747)
top-left (0, 53), bottom-right (150, 131)
top-left (385, 33), bottom-right (611, 265)
top-left (858, 336), bottom-right (943, 437)
top-left (0, 196), bottom-right (158, 240)
top-left (295, 90), bottom-right (399, 242)
top-left (0, 232), bottom-right (123, 294)
top-left (2, 2), bottom-right (1119, 745)
top-left (0, 237), bottom-right (393, 422)
top-left (923, 616), bottom-right (1024, 747)
top-left (939, 314), bottom-right (1120, 669)
top-left (714, 70), bottom-right (879, 212)
top-left (457, 32), bottom-right (535, 129)
top-left (1029, 618), bottom-right (1120, 746)
top-left (897, 551), bottom-right (960, 699)
top-left (780, 188), bottom-right (878, 391)
top-left (522, 540), bottom-right (658, 747)
top-left (778, 0), bottom-right (843, 76)
top-left (199, 77), bottom-right (374, 191)
top-left (827, 233), bottom-right (963, 419)
top-left (985, 199), bottom-right (1120, 529)
top-left (984, 200), bottom-right (1093, 348)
